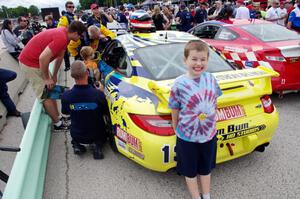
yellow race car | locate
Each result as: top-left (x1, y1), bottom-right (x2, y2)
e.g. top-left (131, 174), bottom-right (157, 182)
top-left (99, 31), bottom-right (279, 172)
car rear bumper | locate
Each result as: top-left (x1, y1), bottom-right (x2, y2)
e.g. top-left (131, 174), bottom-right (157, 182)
top-left (112, 109), bottom-right (279, 172)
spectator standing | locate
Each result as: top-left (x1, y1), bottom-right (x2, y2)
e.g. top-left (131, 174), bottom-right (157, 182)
top-left (266, 0), bottom-right (284, 24)
top-left (285, 0), bottom-right (295, 20)
top-left (87, 3), bottom-right (113, 28)
top-left (162, 6), bottom-right (173, 30)
top-left (216, 4), bottom-right (234, 24)
top-left (57, 1), bottom-right (77, 71)
top-left (194, 3), bottom-right (208, 25)
top-left (152, 5), bottom-right (168, 31)
top-left (18, 21), bottom-right (86, 131)
top-left (57, 1), bottom-right (77, 28)
top-left (277, 1), bottom-right (288, 26)
top-left (61, 61), bottom-right (107, 159)
top-left (287, 0), bottom-right (300, 32)
top-left (250, 2), bottom-right (263, 19)
top-left (45, 15), bottom-right (58, 29)
top-left (208, 1), bottom-right (223, 20)
top-left (117, 5), bottom-right (129, 30)
top-left (169, 40), bottom-right (222, 199)
top-left (176, 4), bottom-right (194, 32)
top-left (0, 19), bottom-right (20, 60)
top-left (13, 16), bottom-right (33, 46)
top-left (235, 0), bottom-right (250, 19)
top-left (0, 68), bottom-right (21, 117)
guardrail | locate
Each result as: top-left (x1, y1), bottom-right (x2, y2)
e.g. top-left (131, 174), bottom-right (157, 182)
top-left (2, 64), bottom-right (55, 199)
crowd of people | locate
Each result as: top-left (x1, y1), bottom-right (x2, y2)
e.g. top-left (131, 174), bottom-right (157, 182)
top-left (0, 1), bottom-right (300, 198)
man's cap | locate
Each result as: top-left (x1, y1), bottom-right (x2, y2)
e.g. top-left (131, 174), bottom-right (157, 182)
top-left (237, 0), bottom-right (245, 4)
top-left (90, 3), bottom-right (98, 10)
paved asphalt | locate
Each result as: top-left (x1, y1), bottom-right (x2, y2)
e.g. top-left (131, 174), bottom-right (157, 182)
top-left (1, 71), bottom-right (299, 199)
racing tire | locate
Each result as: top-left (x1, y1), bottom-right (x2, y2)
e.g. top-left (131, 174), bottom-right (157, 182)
top-left (103, 114), bottom-right (118, 153)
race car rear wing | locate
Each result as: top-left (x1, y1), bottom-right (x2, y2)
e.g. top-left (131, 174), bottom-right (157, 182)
top-left (148, 66), bottom-right (279, 114)
top-left (214, 66), bottom-right (279, 85)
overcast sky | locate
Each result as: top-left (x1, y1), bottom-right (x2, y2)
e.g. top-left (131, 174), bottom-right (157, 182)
top-left (0, 0), bottom-right (80, 13)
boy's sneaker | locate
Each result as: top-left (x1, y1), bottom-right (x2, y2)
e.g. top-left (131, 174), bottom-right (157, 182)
top-left (93, 145), bottom-right (104, 160)
top-left (73, 144), bottom-right (87, 155)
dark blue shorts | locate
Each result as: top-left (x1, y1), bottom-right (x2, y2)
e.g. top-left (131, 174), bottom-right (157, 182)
top-left (176, 136), bottom-right (217, 177)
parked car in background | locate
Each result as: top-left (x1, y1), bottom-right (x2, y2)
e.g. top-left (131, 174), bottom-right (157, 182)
top-left (189, 19), bottom-right (300, 93)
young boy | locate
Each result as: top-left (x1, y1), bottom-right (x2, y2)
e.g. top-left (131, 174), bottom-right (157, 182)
top-left (168, 40), bottom-right (222, 199)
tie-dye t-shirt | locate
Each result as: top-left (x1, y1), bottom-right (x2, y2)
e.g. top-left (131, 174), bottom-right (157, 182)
top-left (168, 72), bottom-right (222, 143)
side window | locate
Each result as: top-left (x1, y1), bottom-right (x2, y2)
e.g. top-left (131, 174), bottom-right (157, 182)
top-left (193, 25), bottom-right (220, 39)
top-left (102, 42), bottom-right (132, 77)
top-left (215, 28), bottom-right (237, 41)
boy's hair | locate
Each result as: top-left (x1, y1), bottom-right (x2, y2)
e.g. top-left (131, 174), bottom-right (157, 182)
top-left (80, 46), bottom-right (94, 60)
top-left (184, 40), bottom-right (209, 58)
top-left (68, 21), bottom-right (86, 36)
top-left (71, 61), bottom-right (87, 80)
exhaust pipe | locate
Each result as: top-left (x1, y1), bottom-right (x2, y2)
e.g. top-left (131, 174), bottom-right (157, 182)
top-left (255, 143), bottom-right (270, 152)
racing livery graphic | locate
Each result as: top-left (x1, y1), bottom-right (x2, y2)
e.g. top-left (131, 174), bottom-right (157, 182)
top-left (100, 31), bottom-right (279, 172)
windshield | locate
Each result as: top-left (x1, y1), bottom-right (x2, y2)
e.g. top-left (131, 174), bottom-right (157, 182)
top-left (241, 24), bottom-right (300, 42)
top-left (134, 43), bottom-right (234, 80)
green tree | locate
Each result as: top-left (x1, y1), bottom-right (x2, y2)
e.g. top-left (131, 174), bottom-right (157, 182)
top-left (28, 5), bottom-right (39, 16)
top-left (1, 6), bottom-right (9, 18)
top-left (14, 6), bottom-right (28, 17)
top-left (79, 0), bottom-right (95, 9)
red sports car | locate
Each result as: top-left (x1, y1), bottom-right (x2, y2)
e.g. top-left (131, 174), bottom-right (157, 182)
top-left (189, 19), bottom-right (300, 93)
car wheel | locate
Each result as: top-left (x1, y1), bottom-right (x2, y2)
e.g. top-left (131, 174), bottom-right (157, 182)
top-left (103, 114), bottom-right (118, 153)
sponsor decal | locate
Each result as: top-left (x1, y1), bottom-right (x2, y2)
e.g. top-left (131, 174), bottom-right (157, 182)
top-left (217, 123), bottom-right (266, 140)
top-left (117, 138), bottom-right (126, 150)
top-left (116, 126), bottom-right (143, 152)
top-left (128, 147), bottom-right (145, 160)
top-left (216, 105), bottom-right (246, 122)
top-left (245, 61), bottom-right (253, 68)
top-left (224, 46), bottom-right (248, 53)
top-left (215, 70), bottom-right (266, 81)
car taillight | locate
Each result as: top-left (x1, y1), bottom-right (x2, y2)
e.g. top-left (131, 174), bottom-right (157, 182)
top-left (129, 114), bottom-right (174, 136)
top-left (265, 56), bottom-right (286, 62)
top-left (260, 95), bottom-right (274, 113)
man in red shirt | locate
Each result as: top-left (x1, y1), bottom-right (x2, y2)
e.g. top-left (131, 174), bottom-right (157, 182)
top-left (19, 21), bottom-right (86, 130)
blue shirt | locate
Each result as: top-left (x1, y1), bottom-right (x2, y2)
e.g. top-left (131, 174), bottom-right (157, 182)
top-left (178, 11), bottom-right (194, 32)
top-left (61, 84), bottom-right (107, 140)
top-left (288, 7), bottom-right (300, 28)
top-left (168, 73), bottom-right (222, 143)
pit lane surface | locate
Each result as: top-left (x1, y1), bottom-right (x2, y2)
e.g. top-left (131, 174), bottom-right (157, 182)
top-left (43, 71), bottom-right (300, 199)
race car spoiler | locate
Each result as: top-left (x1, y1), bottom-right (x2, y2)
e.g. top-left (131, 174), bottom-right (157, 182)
top-left (213, 66), bottom-right (279, 85)
top-left (148, 66), bottom-right (279, 114)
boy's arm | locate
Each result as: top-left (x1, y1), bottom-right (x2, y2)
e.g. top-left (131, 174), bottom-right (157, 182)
top-left (171, 109), bottom-right (179, 131)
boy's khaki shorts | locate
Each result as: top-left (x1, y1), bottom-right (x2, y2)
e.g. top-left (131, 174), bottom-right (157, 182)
top-left (19, 62), bottom-right (45, 101)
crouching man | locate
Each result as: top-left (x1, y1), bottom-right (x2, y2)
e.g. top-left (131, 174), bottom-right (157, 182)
top-left (61, 61), bottom-right (107, 159)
